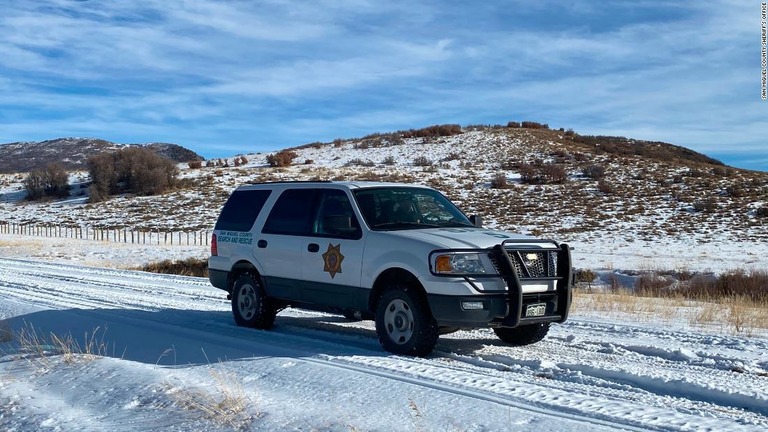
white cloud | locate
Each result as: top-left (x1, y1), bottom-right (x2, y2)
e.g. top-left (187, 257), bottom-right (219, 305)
top-left (0, 0), bottom-right (764, 170)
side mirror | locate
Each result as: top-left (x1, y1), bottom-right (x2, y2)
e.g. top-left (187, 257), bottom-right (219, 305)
top-left (469, 215), bottom-right (483, 227)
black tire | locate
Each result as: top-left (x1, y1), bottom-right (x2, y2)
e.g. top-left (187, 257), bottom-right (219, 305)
top-left (231, 273), bottom-right (276, 329)
top-left (493, 322), bottom-right (550, 346)
top-left (375, 287), bottom-right (438, 357)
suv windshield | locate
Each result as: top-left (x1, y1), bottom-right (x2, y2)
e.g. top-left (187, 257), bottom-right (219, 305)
top-left (353, 187), bottom-right (474, 230)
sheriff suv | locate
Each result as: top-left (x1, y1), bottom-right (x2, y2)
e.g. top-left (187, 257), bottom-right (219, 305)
top-left (209, 181), bottom-right (572, 356)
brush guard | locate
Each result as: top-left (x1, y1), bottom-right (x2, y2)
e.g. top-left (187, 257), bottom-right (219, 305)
top-left (491, 239), bottom-right (572, 328)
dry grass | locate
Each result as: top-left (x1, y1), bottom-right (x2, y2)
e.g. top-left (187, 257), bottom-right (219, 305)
top-left (408, 399), bottom-right (426, 432)
top-left (574, 266), bottom-right (768, 336)
top-left (166, 368), bottom-right (257, 430)
top-left (0, 238), bottom-right (46, 249)
top-left (573, 290), bottom-right (768, 335)
top-left (12, 322), bottom-right (108, 369)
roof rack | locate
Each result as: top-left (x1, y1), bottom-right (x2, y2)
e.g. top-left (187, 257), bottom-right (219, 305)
top-left (245, 180), bottom-right (333, 185)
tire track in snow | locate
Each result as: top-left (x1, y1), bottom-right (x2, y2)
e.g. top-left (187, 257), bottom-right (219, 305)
top-left (1, 258), bottom-right (767, 431)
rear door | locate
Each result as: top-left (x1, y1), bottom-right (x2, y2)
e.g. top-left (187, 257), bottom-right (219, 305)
top-left (257, 188), bottom-right (320, 301)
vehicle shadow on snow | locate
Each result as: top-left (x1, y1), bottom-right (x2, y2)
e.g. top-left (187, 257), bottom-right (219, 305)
top-left (274, 315), bottom-right (515, 356)
top-left (0, 308), bottom-right (508, 367)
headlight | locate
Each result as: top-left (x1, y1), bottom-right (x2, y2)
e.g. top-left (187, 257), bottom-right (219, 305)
top-left (433, 253), bottom-right (489, 275)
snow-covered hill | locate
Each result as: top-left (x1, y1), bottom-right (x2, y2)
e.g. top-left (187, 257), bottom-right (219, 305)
top-left (1, 126), bottom-right (766, 273)
top-left (0, 138), bottom-right (203, 173)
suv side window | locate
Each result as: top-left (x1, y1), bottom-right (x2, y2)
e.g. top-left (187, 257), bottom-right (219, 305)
top-left (214, 189), bottom-right (272, 231)
top-left (316, 189), bottom-right (362, 239)
top-left (262, 189), bottom-right (319, 235)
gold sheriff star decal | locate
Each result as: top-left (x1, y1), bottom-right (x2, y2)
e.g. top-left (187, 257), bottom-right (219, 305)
top-left (322, 243), bottom-right (344, 279)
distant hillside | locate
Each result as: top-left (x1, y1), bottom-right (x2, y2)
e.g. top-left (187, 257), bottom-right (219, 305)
top-left (0, 138), bottom-right (203, 173)
top-left (0, 123), bottom-right (765, 250)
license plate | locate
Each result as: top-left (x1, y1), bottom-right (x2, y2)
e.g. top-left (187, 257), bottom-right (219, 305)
top-left (525, 303), bottom-right (547, 317)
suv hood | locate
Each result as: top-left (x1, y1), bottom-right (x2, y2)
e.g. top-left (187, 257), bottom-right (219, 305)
top-left (382, 227), bottom-right (554, 249)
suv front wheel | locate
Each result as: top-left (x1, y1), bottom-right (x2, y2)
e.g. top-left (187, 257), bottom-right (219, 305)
top-left (375, 287), bottom-right (438, 357)
top-left (231, 273), bottom-right (276, 329)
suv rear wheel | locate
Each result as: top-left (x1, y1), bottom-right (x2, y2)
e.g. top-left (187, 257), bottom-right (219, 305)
top-left (375, 287), bottom-right (438, 357)
top-left (231, 273), bottom-right (276, 329)
top-left (493, 322), bottom-right (550, 345)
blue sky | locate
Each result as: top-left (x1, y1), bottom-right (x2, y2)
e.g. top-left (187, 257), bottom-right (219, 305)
top-left (0, 0), bottom-right (765, 171)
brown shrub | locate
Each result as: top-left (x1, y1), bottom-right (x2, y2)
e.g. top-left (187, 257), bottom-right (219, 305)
top-left (413, 156), bottom-right (432, 167)
top-left (188, 160), bottom-right (203, 169)
top-left (507, 121), bottom-right (521, 128)
top-left (521, 121), bottom-right (549, 129)
top-left (490, 173), bottom-right (509, 189)
top-left (500, 159), bottom-right (519, 170)
top-left (346, 158), bottom-right (375, 167)
top-left (517, 162), bottom-right (567, 184)
top-left (635, 274), bottom-right (673, 297)
top-left (400, 124), bottom-right (462, 139)
top-left (517, 163), bottom-right (536, 184)
top-left (597, 180), bottom-right (615, 194)
top-left (693, 197), bottom-right (717, 213)
top-left (583, 164), bottom-right (607, 180)
top-left (141, 258), bottom-right (208, 277)
top-left (725, 185), bottom-right (745, 197)
top-left (24, 163), bottom-right (70, 200)
top-left (87, 147), bottom-right (179, 202)
top-left (541, 164), bottom-right (567, 184)
top-left (574, 269), bottom-right (597, 286)
top-left (712, 166), bottom-right (732, 177)
top-left (681, 270), bottom-right (768, 302)
top-left (266, 150), bottom-right (298, 167)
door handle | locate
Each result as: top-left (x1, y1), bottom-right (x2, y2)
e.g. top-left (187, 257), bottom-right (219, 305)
top-left (307, 243), bottom-right (319, 253)
top-left (257, 239), bottom-right (268, 248)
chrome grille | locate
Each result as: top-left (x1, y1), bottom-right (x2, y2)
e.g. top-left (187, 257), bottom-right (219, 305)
top-left (489, 249), bottom-right (558, 278)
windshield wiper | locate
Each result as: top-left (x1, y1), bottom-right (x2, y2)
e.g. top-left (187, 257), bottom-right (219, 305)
top-left (438, 221), bottom-right (476, 227)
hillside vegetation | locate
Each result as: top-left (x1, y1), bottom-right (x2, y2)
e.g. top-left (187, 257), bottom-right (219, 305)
top-left (0, 138), bottom-right (203, 173)
top-left (0, 125), bottom-right (766, 247)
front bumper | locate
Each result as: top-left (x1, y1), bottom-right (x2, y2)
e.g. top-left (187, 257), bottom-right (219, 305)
top-left (425, 241), bottom-right (573, 329)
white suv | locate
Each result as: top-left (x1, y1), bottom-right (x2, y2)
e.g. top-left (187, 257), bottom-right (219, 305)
top-left (209, 181), bottom-right (572, 356)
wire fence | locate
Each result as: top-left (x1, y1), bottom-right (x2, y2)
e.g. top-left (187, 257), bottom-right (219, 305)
top-left (0, 222), bottom-right (211, 246)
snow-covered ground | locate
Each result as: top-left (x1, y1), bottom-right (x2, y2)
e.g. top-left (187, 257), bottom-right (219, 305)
top-left (1, 236), bottom-right (767, 431)
top-left (1, 129), bottom-right (767, 430)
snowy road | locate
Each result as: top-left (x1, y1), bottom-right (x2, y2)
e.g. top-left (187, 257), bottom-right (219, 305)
top-left (1, 257), bottom-right (767, 431)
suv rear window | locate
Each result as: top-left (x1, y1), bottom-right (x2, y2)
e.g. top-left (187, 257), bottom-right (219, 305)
top-left (262, 189), bottom-right (319, 235)
top-left (214, 189), bottom-right (271, 231)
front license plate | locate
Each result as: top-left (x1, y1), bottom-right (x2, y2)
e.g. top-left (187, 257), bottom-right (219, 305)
top-left (525, 303), bottom-right (547, 317)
